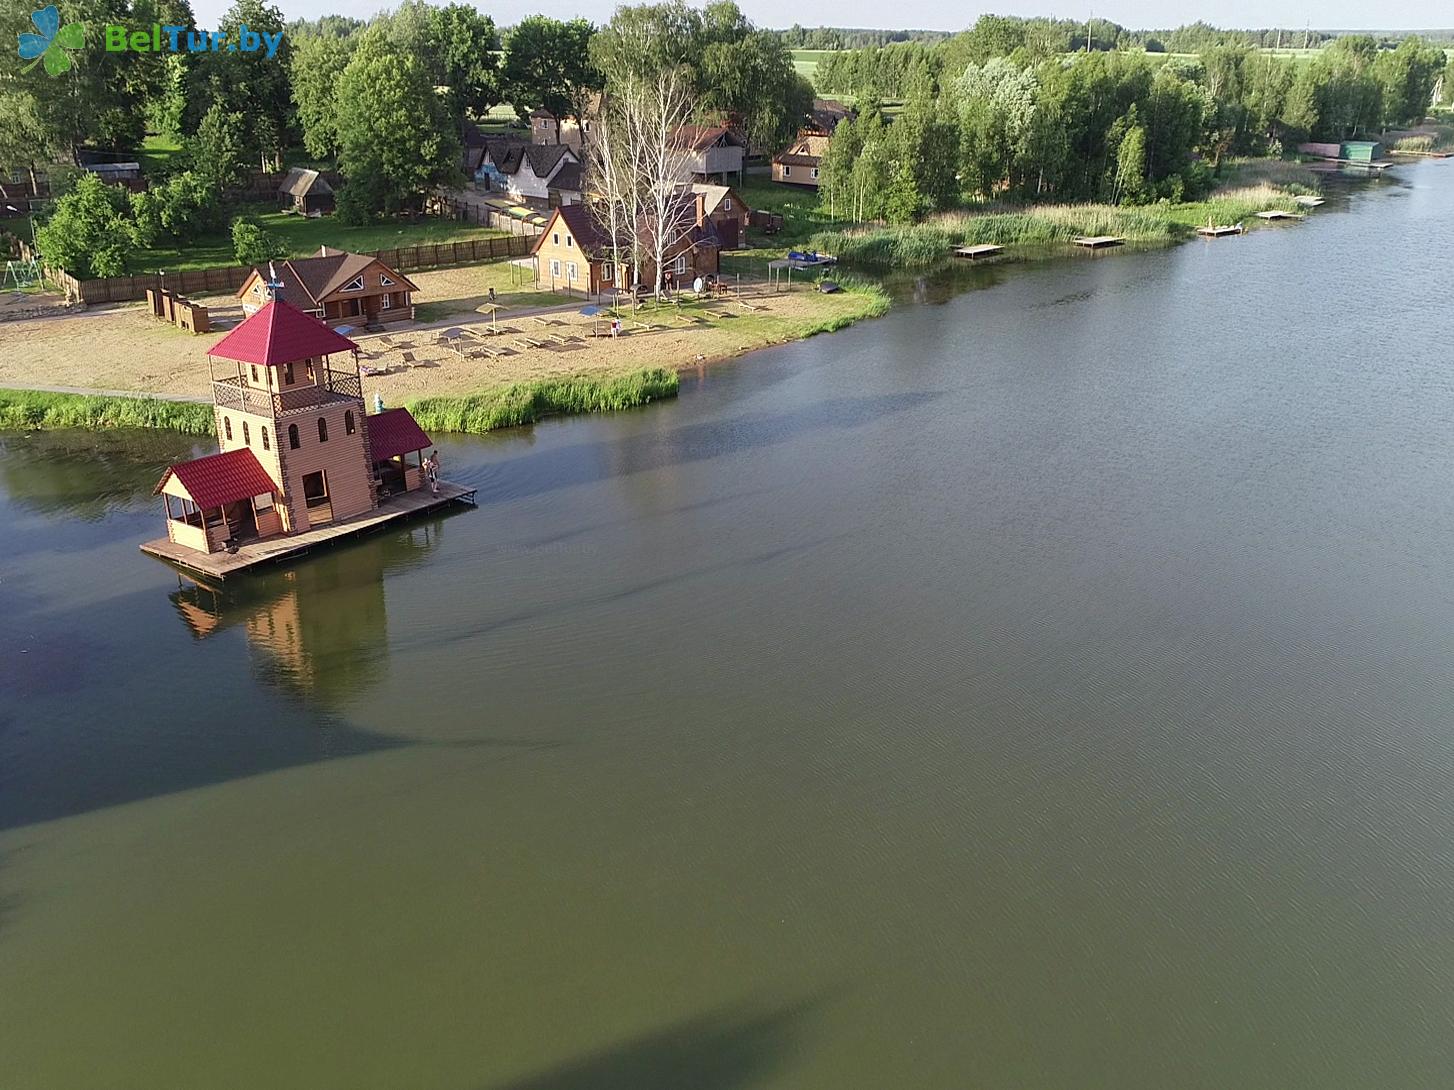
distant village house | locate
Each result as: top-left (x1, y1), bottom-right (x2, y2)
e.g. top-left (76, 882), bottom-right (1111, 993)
top-left (531, 108), bottom-right (588, 152)
top-left (673, 123), bottom-right (747, 185)
top-left (772, 133), bottom-right (830, 188)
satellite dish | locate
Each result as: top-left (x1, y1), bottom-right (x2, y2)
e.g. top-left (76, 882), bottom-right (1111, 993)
top-left (693, 276), bottom-right (705, 294)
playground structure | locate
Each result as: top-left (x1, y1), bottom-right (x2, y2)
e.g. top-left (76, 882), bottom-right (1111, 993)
top-left (3, 257), bottom-right (41, 292)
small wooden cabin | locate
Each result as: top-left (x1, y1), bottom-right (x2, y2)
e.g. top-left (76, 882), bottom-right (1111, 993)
top-left (237, 248), bottom-right (417, 328)
top-left (278, 168), bottom-right (335, 216)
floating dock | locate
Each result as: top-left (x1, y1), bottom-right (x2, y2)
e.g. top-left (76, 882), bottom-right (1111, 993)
top-left (1195, 224), bottom-right (1243, 237)
top-left (1293, 195), bottom-right (1325, 207)
top-left (1073, 236), bottom-right (1125, 249)
top-left (1255, 210), bottom-right (1303, 221)
top-left (140, 481), bottom-right (478, 580)
top-left (954, 244), bottom-right (1004, 260)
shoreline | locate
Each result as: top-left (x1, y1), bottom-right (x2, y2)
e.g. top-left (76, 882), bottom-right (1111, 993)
top-left (0, 170), bottom-right (1384, 437)
top-left (0, 281), bottom-right (891, 436)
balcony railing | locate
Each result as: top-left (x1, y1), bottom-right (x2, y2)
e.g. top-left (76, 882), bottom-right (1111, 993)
top-left (212, 370), bottom-right (363, 417)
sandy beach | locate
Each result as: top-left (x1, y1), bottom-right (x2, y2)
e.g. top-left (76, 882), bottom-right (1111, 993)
top-left (0, 266), bottom-right (880, 402)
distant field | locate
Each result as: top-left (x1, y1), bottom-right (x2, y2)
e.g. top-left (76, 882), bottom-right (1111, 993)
top-left (791, 48), bottom-right (834, 79)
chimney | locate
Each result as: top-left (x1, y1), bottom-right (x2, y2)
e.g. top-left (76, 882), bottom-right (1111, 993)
top-left (695, 191), bottom-right (707, 226)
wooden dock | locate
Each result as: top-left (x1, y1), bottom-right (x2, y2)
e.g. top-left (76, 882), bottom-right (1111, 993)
top-left (1195, 224), bottom-right (1244, 237)
top-left (954, 244), bottom-right (1004, 260)
top-left (140, 481), bottom-right (478, 580)
top-left (1255, 210), bottom-right (1303, 221)
top-left (1073, 236), bottom-right (1125, 249)
top-left (1293, 195), bottom-right (1325, 207)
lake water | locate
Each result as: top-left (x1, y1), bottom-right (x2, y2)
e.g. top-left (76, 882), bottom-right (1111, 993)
top-left (4, 161), bottom-right (1454, 1089)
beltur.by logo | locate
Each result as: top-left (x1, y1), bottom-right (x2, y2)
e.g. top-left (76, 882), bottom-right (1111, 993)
top-left (17, 6), bottom-right (85, 75)
top-left (104, 22), bottom-right (283, 57)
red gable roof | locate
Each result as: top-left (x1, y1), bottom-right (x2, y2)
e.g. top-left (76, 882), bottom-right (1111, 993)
top-left (154, 448), bottom-right (277, 510)
top-left (366, 407), bottom-right (432, 462)
top-left (208, 299), bottom-right (359, 367)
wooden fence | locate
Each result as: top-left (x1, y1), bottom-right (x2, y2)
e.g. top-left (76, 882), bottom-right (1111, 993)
top-left (28, 232), bottom-right (534, 305)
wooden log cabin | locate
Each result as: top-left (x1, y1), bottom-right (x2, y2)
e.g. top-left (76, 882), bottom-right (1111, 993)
top-left (153, 294), bottom-right (436, 556)
top-left (237, 249), bottom-right (417, 329)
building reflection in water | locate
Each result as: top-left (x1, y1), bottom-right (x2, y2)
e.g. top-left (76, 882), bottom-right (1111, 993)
top-left (168, 520), bottom-right (444, 706)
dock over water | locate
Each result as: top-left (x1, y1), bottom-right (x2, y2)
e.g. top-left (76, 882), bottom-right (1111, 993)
top-left (141, 481), bottom-right (478, 579)
top-left (1196, 224), bottom-right (1243, 237)
top-left (954, 244), bottom-right (1004, 260)
top-left (1073, 236), bottom-right (1125, 250)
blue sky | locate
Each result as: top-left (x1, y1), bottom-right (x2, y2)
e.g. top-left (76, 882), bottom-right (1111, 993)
top-left (191, 0), bottom-right (1454, 33)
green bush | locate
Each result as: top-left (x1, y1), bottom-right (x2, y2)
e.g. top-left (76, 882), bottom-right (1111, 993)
top-left (231, 215), bottom-right (287, 265)
top-left (407, 368), bottom-right (680, 433)
top-left (0, 389), bottom-right (214, 433)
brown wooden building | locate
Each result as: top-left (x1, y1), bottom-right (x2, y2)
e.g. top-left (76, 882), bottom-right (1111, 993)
top-left (237, 248), bottom-right (418, 328)
top-left (153, 297), bottom-right (436, 556)
top-left (687, 183), bottom-right (752, 249)
top-left (278, 168), bottom-right (335, 216)
top-left (530, 197), bottom-right (722, 296)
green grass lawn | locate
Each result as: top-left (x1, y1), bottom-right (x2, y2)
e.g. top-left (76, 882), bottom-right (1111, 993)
top-left (138, 134), bottom-right (185, 177)
top-left (132, 205), bottom-right (508, 273)
top-left (412, 259), bottom-right (573, 322)
top-left (735, 176), bottom-right (844, 244)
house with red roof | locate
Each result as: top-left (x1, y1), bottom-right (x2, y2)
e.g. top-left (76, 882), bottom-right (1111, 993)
top-left (153, 295), bottom-right (436, 557)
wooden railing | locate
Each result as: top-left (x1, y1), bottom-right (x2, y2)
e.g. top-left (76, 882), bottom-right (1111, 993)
top-left (213, 371), bottom-right (363, 417)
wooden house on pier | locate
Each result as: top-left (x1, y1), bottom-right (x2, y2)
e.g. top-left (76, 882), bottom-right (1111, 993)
top-left (150, 294), bottom-right (441, 563)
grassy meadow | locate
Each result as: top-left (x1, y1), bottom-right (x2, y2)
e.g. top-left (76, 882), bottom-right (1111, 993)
top-left (132, 207), bottom-right (508, 273)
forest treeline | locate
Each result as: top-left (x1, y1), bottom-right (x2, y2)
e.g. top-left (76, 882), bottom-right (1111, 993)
top-left (816, 34), bottom-right (1451, 223)
top-left (811, 17), bottom-right (1454, 125)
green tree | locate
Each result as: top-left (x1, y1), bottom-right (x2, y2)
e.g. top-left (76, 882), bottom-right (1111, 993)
top-left (290, 32), bottom-right (357, 160)
top-left (334, 38), bottom-right (459, 220)
top-left (0, 86), bottom-right (61, 196)
top-left (34, 173), bottom-right (130, 277)
top-left (1113, 118), bottom-right (1148, 203)
top-left (1373, 37), bottom-right (1446, 127)
top-left (231, 214), bottom-right (286, 263)
top-left (190, 105), bottom-right (251, 195)
top-left (502, 16), bottom-right (599, 133)
top-left (376, 1), bottom-right (502, 122)
top-left (698, 31), bottom-right (814, 151)
top-left (186, 0), bottom-right (291, 167)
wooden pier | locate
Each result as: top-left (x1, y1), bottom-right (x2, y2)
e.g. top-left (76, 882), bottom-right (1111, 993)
top-left (1073, 236), bottom-right (1125, 250)
top-left (1293, 195), bottom-right (1325, 208)
top-left (1195, 224), bottom-right (1243, 237)
top-left (140, 481), bottom-right (478, 580)
top-left (1255, 210), bottom-right (1303, 221)
top-left (954, 244), bottom-right (1004, 260)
